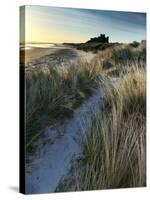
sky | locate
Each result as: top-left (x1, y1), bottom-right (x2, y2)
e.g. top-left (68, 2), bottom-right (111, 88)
top-left (20, 5), bottom-right (146, 44)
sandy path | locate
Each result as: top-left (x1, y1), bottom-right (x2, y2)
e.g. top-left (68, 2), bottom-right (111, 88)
top-left (25, 46), bottom-right (100, 194)
top-left (26, 87), bottom-right (105, 194)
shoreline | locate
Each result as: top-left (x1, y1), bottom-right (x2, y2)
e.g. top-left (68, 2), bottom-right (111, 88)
top-left (20, 45), bottom-right (96, 69)
top-left (20, 46), bottom-right (66, 65)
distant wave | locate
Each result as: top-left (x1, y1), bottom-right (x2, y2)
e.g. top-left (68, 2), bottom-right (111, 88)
top-left (20, 43), bottom-right (56, 50)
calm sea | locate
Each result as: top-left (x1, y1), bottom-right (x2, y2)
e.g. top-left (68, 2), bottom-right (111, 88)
top-left (20, 43), bottom-right (57, 50)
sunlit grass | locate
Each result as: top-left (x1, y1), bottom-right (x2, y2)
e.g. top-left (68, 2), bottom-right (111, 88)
top-left (56, 65), bottom-right (146, 191)
top-left (25, 59), bottom-right (102, 147)
top-left (26, 41), bottom-right (146, 187)
top-left (95, 42), bottom-right (146, 75)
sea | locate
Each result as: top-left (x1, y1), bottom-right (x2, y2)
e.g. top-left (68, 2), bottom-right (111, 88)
top-left (20, 43), bottom-right (62, 50)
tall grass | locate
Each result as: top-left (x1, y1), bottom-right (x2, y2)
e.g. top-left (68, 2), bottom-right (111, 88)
top-left (25, 40), bottom-right (146, 189)
top-left (95, 41), bottom-right (146, 75)
top-left (56, 66), bottom-right (146, 191)
top-left (26, 59), bottom-right (102, 147)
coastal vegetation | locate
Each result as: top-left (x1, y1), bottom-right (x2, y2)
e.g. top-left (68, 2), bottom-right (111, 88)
top-left (25, 40), bottom-right (146, 189)
top-left (26, 59), bottom-right (102, 146)
top-left (56, 65), bottom-right (146, 191)
top-left (56, 41), bottom-right (146, 190)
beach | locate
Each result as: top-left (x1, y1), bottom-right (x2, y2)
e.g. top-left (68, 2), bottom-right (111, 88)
top-left (20, 44), bottom-right (96, 69)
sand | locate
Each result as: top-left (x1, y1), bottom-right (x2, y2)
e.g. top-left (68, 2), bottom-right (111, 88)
top-left (20, 45), bottom-right (96, 68)
top-left (26, 87), bottom-right (105, 194)
top-left (20, 47), bottom-right (61, 65)
top-left (24, 45), bottom-right (99, 193)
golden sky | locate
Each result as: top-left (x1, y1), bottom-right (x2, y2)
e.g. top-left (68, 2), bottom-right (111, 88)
top-left (20, 5), bottom-right (146, 44)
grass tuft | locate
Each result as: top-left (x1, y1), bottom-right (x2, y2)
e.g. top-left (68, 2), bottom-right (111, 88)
top-left (56, 66), bottom-right (146, 191)
top-left (25, 59), bottom-right (102, 148)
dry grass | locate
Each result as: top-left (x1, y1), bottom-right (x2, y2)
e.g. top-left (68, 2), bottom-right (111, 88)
top-left (26, 41), bottom-right (146, 186)
top-left (95, 42), bottom-right (146, 75)
top-left (56, 66), bottom-right (146, 191)
top-left (26, 42), bottom-right (146, 147)
top-left (25, 59), bottom-right (102, 148)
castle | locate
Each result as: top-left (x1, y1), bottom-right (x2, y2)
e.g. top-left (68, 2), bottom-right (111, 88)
top-left (86, 34), bottom-right (109, 43)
